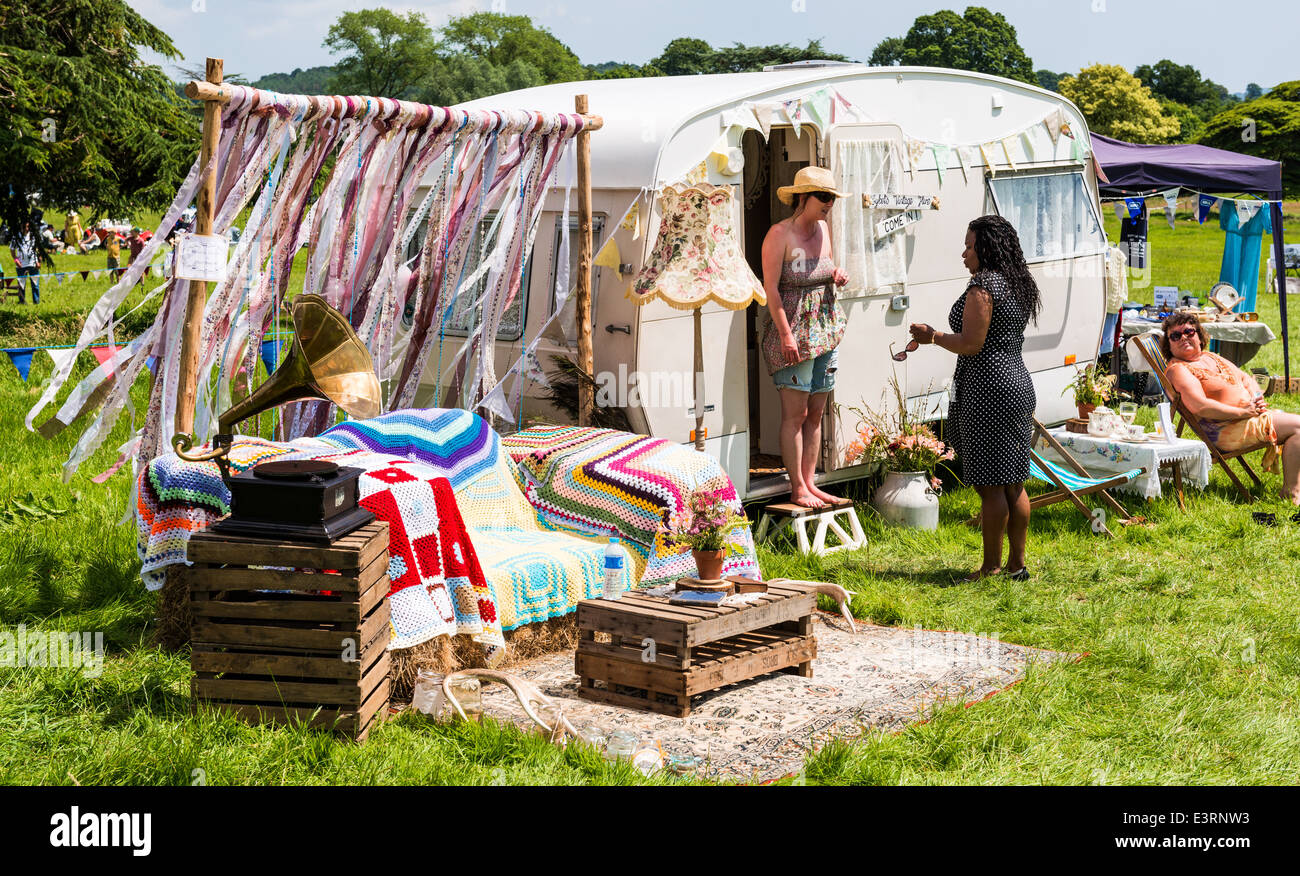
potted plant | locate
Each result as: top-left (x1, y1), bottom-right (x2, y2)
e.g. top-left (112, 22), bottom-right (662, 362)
top-left (845, 378), bottom-right (955, 531)
top-left (664, 490), bottom-right (748, 581)
top-left (1064, 363), bottom-right (1117, 420)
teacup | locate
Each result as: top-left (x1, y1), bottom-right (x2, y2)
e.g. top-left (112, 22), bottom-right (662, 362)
top-left (1127, 425), bottom-right (1145, 440)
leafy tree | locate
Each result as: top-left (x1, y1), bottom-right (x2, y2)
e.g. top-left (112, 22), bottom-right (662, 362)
top-left (586, 62), bottom-right (661, 80)
top-left (253, 66), bottom-right (337, 96)
top-left (1199, 81), bottom-right (1300, 194)
top-left (437, 12), bottom-right (585, 84)
top-left (1035, 69), bottom-right (1066, 92)
top-left (867, 7), bottom-right (1035, 84)
top-left (1245, 83), bottom-right (1263, 100)
top-left (1158, 97), bottom-right (1203, 142)
top-left (1133, 59), bottom-right (1234, 120)
top-left (1058, 64), bottom-right (1181, 143)
top-left (420, 55), bottom-right (546, 106)
top-left (0, 0), bottom-right (197, 249)
top-left (323, 8), bottom-right (438, 99)
top-left (649, 37), bottom-right (850, 76)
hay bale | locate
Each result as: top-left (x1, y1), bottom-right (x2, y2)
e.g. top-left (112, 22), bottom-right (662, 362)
top-left (152, 568), bottom-right (192, 651)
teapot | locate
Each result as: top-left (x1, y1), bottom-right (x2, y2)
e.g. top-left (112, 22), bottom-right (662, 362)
top-left (1087, 406), bottom-right (1124, 438)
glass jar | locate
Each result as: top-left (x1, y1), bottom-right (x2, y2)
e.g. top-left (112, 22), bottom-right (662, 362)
top-left (605, 729), bottom-right (637, 761)
top-left (577, 723), bottom-right (607, 752)
top-left (632, 737), bottom-right (664, 776)
top-left (410, 669), bottom-right (445, 719)
top-left (667, 754), bottom-right (701, 778)
top-left (447, 676), bottom-right (482, 721)
top-left (535, 702), bottom-right (564, 741)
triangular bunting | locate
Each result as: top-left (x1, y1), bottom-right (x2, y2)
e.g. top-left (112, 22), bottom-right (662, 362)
top-left (1164, 206), bottom-right (1176, 230)
top-left (521, 349), bottom-right (549, 388)
top-left (906, 138), bottom-right (927, 175)
top-left (805, 88), bottom-right (832, 131)
top-left (1044, 109), bottom-right (1064, 147)
top-left (1235, 200), bottom-right (1262, 225)
top-left (5, 348), bottom-right (36, 381)
top-left (1000, 137), bottom-right (1019, 172)
top-left (930, 144), bottom-right (951, 186)
top-left (260, 339), bottom-right (279, 375)
top-left (1124, 198), bottom-right (1145, 219)
top-left (90, 344), bottom-right (119, 377)
top-left (1114, 201), bottom-right (1127, 221)
top-left (45, 348), bottom-right (79, 373)
top-left (752, 103), bottom-right (775, 141)
top-left (620, 201), bottom-right (641, 240)
top-left (80, 271), bottom-right (89, 281)
top-left (593, 236), bottom-right (622, 277)
top-left (979, 143), bottom-right (998, 177)
top-left (1197, 194), bottom-right (1218, 224)
top-left (1021, 129), bottom-right (1038, 163)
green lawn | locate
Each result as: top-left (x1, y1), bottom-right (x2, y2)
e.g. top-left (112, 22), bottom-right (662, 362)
top-left (0, 208), bottom-right (1297, 785)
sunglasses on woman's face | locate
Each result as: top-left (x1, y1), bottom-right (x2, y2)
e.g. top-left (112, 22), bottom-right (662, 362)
top-left (890, 339), bottom-right (920, 361)
top-left (809, 191), bottom-right (836, 204)
top-left (1168, 327), bottom-right (1201, 343)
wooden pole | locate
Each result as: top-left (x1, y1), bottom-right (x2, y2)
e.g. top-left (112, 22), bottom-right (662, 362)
top-left (174, 57), bottom-right (223, 439)
top-left (575, 94), bottom-right (594, 427)
top-left (693, 308), bottom-right (705, 452)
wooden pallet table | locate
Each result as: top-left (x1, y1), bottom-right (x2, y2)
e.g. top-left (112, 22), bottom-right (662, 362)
top-left (575, 580), bottom-right (817, 717)
top-left (177, 520), bottom-right (392, 741)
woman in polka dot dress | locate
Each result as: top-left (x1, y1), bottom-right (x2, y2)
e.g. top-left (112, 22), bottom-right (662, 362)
top-left (907, 215), bottom-right (1040, 582)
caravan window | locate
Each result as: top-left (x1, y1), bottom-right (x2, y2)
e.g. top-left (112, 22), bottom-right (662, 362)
top-left (441, 214), bottom-right (533, 342)
top-left (550, 213), bottom-right (606, 316)
top-left (987, 171), bottom-right (1105, 262)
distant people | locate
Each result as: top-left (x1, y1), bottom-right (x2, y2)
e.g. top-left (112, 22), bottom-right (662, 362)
top-left (127, 226), bottom-right (145, 265)
top-left (105, 233), bottom-right (122, 271)
top-left (65, 210), bottom-right (86, 253)
top-left (10, 221), bottom-right (41, 305)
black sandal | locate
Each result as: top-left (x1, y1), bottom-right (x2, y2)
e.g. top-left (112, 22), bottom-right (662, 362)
top-left (1005, 568), bottom-right (1030, 581)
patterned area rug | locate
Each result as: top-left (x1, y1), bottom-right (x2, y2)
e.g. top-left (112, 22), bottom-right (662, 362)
top-left (479, 613), bottom-right (1079, 783)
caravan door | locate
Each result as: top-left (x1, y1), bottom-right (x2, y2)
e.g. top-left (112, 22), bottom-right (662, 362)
top-left (821, 123), bottom-right (931, 476)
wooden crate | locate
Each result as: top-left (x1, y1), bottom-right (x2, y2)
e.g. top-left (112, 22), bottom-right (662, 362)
top-left (183, 520), bottom-right (392, 741)
top-left (575, 581), bottom-right (817, 718)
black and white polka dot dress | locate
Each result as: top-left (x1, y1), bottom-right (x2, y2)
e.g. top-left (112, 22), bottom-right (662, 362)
top-left (946, 269), bottom-right (1036, 486)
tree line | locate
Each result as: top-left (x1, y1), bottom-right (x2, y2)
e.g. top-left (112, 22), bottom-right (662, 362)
top-left (5, 1), bottom-right (1296, 240)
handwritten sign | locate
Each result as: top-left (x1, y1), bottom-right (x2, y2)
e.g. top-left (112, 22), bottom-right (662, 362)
top-left (875, 210), bottom-right (923, 238)
top-left (862, 194), bottom-right (941, 210)
top-left (174, 233), bottom-right (229, 283)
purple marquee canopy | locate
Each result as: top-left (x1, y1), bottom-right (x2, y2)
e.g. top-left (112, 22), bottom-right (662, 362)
top-left (1091, 132), bottom-right (1289, 381)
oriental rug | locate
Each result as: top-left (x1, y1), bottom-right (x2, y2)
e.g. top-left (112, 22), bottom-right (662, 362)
top-left (477, 613), bottom-right (1079, 783)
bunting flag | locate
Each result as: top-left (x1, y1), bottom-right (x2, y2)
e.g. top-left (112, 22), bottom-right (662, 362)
top-left (784, 99), bottom-right (802, 138)
top-left (1162, 189), bottom-right (1180, 230)
top-left (80, 271), bottom-right (89, 281)
top-left (593, 236), bottom-right (622, 277)
top-left (620, 200), bottom-right (641, 239)
top-left (1044, 108), bottom-right (1064, 146)
top-left (45, 347), bottom-right (79, 373)
top-left (1235, 200), bottom-right (1263, 225)
top-left (1124, 198), bottom-right (1145, 219)
top-left (979, 143), bottom-right (998, 177)
top-left (752, 103), bottom-right (775, 141)
top-left (89, 344), bottom-right (119, 377)
top-left (804, 88), bottom-right (832, 131)
top-left (930, 144), bottom-right (951, 186)
top-left (1021, 129), bottom-right (1038, 163)
top-left (521, 349), bottom-right (548, 388)
top-left (4, 348), bottom-right (36, 381)
top-left (1114, 201), bottom-right (1127, 221)
top-left (259, 339), bottom-right (279, 375)
top-left (1000, 137), bottom-right (1019, 172)
top-left (906, 138), bottom-right (927, 175)
top-left (1070, 134), bottom-right (1085, 162)
top-left (1197, 194), bottom-right (1218, 224)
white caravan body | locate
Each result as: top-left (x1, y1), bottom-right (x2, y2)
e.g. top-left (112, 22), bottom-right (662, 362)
top-left (416, 65), bottom-right (1109, 500)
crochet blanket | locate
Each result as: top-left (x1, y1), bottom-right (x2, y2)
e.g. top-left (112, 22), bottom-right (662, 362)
top-left (136, 409), bottom-right (505, 656)
top-left (500, 426), bottom-right (761, 588)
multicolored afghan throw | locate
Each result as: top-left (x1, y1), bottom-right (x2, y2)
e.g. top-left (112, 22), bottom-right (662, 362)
top-left (500, 425), bottom-right (762, 587)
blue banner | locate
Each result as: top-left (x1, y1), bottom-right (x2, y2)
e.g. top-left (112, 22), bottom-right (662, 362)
top-left (4, 348), bottom-right (36, 381)
top-left (260, 339), bottom-right (279, 375)
top-left (1197, 194), bottom-right (1218, 224)
top-left (1124, 197), bottom-right (1145, 219)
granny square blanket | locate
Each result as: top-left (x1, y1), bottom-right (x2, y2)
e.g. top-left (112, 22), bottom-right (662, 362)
top-left (500, 425), bottom-right (762, 588)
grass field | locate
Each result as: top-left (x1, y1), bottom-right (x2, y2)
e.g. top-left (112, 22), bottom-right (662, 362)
top-left (0, 207), bottom-right (1297, 785)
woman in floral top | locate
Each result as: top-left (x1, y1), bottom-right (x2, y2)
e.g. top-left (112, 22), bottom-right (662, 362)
top-left (761, 166), bottom-right (850, 508)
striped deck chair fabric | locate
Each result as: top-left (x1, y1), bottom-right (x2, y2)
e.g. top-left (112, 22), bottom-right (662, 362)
top-left (1029, 456), bottom-right (1145, 493)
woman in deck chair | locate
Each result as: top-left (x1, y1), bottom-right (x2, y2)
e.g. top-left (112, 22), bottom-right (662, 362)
top-left (1162, 312), bottom-right (1300, 505)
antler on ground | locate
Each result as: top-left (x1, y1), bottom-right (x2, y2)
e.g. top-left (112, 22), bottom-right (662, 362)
top-left (441, 669), bottom-right (581, 740)
top-left (770, 578), bottom-right (856, 633)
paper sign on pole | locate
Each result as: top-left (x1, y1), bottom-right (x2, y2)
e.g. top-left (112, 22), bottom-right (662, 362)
top-left (173, 233), bottom-right (229, 282)
top-left (862, 194), bottom-right (941, 210)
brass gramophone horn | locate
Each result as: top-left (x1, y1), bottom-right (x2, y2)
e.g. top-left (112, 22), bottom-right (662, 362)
top-left (172, 294), bottom-right (381, 468)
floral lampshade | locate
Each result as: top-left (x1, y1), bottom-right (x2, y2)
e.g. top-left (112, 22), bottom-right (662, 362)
top-left (629, 182), bottom-right (766, 311)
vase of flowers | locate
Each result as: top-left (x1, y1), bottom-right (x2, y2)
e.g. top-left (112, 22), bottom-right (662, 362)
top-left (1064, 363), bottom-right (1117, 420)
top-left (845, 378), bottom-right (955, 531)
top-left (664, 489), bottom-right (748, 581)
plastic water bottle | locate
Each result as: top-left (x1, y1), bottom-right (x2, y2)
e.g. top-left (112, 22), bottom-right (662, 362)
top-left (603, 537), bottom-right (625, 600)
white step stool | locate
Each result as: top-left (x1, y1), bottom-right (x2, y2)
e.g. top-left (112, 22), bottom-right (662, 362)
top-left (754, 500), bottom-right (866, 557)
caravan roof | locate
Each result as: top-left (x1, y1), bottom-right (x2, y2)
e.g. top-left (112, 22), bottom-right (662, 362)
top-left (456, 65), bottom-right (1091, 188)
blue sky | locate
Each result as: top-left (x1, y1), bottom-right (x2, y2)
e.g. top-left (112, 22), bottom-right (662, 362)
top-left (132, 0), bottom-right (1292, 92)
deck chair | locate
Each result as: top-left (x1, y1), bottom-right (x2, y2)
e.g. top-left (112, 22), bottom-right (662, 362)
top-left (1028, 420), bottom-right (1146, 537)
top-left (1130, 331), bottom-right (1269, 502)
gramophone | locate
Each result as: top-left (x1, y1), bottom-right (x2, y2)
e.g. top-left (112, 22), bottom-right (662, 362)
top-left (173, 294), bottom-right (382, 544)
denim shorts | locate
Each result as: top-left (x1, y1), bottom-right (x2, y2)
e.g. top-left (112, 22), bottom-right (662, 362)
top-left (772, 349), bottom-right (837, 394)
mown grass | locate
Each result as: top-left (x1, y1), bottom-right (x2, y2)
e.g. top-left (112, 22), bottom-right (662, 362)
top-left (0, 209), bottom-right (1297, 785)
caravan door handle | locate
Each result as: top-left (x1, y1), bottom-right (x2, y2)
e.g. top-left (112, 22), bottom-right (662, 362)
top-left (605, 323), bottom-right (631, 334)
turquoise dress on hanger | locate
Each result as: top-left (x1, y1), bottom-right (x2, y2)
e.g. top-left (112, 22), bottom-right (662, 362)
top-left (1219, 202), bottom-right (1272, 312)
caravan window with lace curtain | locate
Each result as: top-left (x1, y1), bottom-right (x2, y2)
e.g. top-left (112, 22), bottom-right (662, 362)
top-left (987, 171), bottom-right (1106, 263)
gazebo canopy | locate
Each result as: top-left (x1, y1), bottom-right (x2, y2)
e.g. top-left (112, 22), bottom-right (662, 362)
top-left (1091, 133), bottom-right (1283, 199)
top-left (1091, 132), bottom-right (1290, 381)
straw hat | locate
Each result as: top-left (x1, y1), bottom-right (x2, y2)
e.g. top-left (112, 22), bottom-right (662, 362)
top-left (776, 166), bottom-right (846, 206)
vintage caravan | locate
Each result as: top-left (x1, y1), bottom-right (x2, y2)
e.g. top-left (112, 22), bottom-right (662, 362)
top-left (414, 64), bottom-right (1109, 500)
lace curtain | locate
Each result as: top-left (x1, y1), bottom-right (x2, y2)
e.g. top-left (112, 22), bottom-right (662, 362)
top-left (831, 139), bottom-right (908, 293)
top-left (988, 172), bottom-right (1105, 262)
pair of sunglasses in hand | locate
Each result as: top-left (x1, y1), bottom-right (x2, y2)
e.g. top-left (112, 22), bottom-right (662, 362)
top-left (890, 339), bottom-right (920, 362)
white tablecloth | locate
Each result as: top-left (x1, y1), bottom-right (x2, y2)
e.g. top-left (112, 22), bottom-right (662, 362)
top-left (1036, 428), bottom-right (1212, 501)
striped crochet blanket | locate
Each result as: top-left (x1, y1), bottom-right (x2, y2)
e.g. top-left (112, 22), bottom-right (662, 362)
top-left (136, 409), bottom-right (505, 656)
top-left (501, 426), bottom-right (762, 588)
